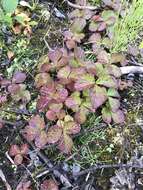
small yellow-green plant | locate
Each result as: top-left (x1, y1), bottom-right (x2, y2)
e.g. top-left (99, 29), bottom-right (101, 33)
top-left (112, 0), bottom-right (143, 52)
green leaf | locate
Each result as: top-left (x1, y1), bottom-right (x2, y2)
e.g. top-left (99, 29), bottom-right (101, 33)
top-left (107, 88), bottom-right (120, 98)
top-left (75, 73), bottom-right (95, 91)
top-left (65, 92), bottom-right (81, 112)
top-left (2, 0), bottom-right (18, 13)
top-left (71, 18), bottom-right (86, 33)
top-left (96, 75), bottom-right (118, 88)
top-left (58, 133), bottom-right (73, 154)
top-left (101, 10), bottom-right (116, 25)
top-left (15, 15), bottom-right (25, 25)
top-left (89, 21), bottom-right (99, 32)
top-left (3, 13), bottom-right (13, 26)
top-left (102, 106), bottom-right (112, 124)
top-left (108, 97), bottom-right (120, 112)
top-left (139, 40), bottom-right (143, 49)
top-left (90, 85), bottom-right (107, 109)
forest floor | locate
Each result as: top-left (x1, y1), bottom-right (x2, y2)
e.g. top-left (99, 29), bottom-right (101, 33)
top-left (0, 0), bottom-right (143, 190)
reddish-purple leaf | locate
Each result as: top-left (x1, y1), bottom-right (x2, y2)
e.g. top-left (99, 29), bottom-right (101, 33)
top-left (69, 67), bottom-right (86, 80)
top-left (74, 46), bottom-right (85, 60)
top-left (29, 115), bottom-right (45, 130)
top-left (90, 85), bottom-right (107, 109)
top-left (46, 110), bottom-right (57, 121)
top-left (49, 103), bottom-right (63, 113)
top-left (40, 179), bottom-right (59, 190)
top-left (66, 39), bottom-right (76, 49)
top-left (48, 48), bottom-right (68, 68)
top-left (58, 134), bottom-right (73, 154)
top-left (20, 144), bottom-right (29, 155)
top-left (23, 125), bottom-right (38, 142)
top-left (88, 33), bottom-right (101, 44)
top-left (54, 85), bottom-right (68, 103)
top-left (112, 110), bottom-right (125, 124)
top-left (74, 74), bottom-right (95, 91)
top-left (56, 109), bottom-right (66, 120)
top-left (102, 107), bottom-right (112, 124)
top-left (48, 49), bottom-right (62, 63)
top-left (35, 73), bottom-right (52, 88)
top-left (12, 71), bottom-right (26, 84)
top-left (97, 50), bottom-right (109, 64)
top-left (16, 180), bottom-right (31, 190)
top-left (39, 82), bottom-right (55, 96)
top-left (8, 84), bottom-right (21, 94)
top-left (35, 131), bottom-right (48, 148)
top-left (14, 154), bottom-right (23, 165)
top-left (92, 43), bottom-right (101, 55)
top-left (9, 145), bottom-right (20, 156)
top-left (57, 66), bottom-right (71, 82)
top-left (47, 125), bottom-right (62, 144)
top-left (36, 95), bottom-right (51, 111)
top-left (63, 115), bottom-right (81, 135)
top-left (98, 22), bottom-right (107, 31)
top-left (65, 92), bottom-right (81, 112)
top-left (85, 61), bottom-right (97, 75)
top-left (0, 94), bottom-right (7, 105)
top-left (0, 79), bottom-right (11, 87)
top-left (74, 109), bottom-right (87, 124)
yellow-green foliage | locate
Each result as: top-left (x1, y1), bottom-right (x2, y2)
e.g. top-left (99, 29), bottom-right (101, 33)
top-left (112, 0), bottom-right (143, 52)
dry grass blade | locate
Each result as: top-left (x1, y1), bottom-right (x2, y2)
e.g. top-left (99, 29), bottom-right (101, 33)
top-left (66, 0), bottom-right (98, 10)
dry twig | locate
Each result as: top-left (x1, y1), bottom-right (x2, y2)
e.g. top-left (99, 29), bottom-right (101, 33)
top-left (73, 163), bottom-right (143, 176)
top-left (120, 66), bottom-right (143, 75)
top-left (66, 0), bottom-right (98, 10)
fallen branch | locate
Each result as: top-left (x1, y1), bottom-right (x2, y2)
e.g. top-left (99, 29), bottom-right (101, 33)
top-left (73, 163), bottom-right (143, 177)
top-left (0, 119), bottom-right (23, 127)
top-left (21, 134), bottom-right (72, 188)
top-left (66, 0), bottom-right (98, 10)
top-left (120, 66), bottom-right (143, 75)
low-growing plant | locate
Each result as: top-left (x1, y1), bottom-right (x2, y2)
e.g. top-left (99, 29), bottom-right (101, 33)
top-left (0, 71), bottom-right (31, 107)
top-left (0, 0), bottom-right (18, 26)
top-left (9, 144), bottom-right (29, 165)
top-left (21, 0), bottom-right (127, 154)
top-left (0, 0), bottom-right (37, 32)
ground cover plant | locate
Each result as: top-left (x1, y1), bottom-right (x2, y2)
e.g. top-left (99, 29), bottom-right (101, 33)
top-left (0, 0), bottom-right (143, 189)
